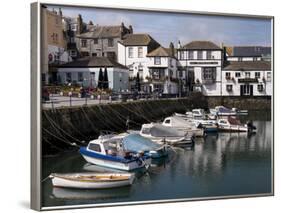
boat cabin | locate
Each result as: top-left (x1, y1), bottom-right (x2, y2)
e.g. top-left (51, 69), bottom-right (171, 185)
top-left (87, 137), bottom-right (124, 157)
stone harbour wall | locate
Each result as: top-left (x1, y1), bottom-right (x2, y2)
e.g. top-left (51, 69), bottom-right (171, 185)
top-left (42, 93), bottom-right (271, 155)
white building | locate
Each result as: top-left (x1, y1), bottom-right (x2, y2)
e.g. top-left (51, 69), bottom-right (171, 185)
top-left (117, 34), bottom-right (160, 92)
top-left (57, 57), bottom-right (129, 92)
top-left (146, 46), bottom-right (178, 94)
top-left (177, 41), bottom-right (223, 96)
top-left (222, 61), bottom-right (272, 96)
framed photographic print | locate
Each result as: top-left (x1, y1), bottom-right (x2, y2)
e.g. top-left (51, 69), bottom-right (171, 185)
top-left (31, 1), bottom-right (274, 211)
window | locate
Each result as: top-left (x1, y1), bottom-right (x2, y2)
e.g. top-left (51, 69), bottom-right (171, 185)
top-left (66, 72), bottom-right (72, 82)
top-left (138, 47), bottom-right (143, 58)
top-left (92, 53), bottom-right (97, 57)
top-left (245, 72), bottom-right (251, 78)
top-left (207, 51), bottom-right (212, 59)
top-left (226, 84), bottom-right (233, 92)
top-left (128, 47), bottom-right (133, 58)
top-left (202, 67), bottom-right (216, 80)
top-left (241, 84), bottom-right (253, 96)
top-left (88, 143), bottom-right (101, 152)
top-left (180, 51), bottom-right (185, 60)
top-left (108, 38), bottom-right (114, 47)
top-left (165, 119), bottom-right (171, 124)
top-left (188, 51), bottom-right (194, 59)
top-left (267, 72), bottom-right (271, 81)
top-left (78, 72), bottom-right (83, 82)
top-left (255, 72), bottom-right (260, 79)
top-left (258, 84), bottom-right (264, 92)
top-left (81, 39), bottom-right (87, 47)
top-left (93, 38), bottom-right (98, 44)
top-left (154, 57), bottom-right (161, 65)
top-left (235, 72), bottom-right (241, 77)
top-left (225, 72), bottom-right (231, 80)
top-left (197, 51), bottom-right (203, 59)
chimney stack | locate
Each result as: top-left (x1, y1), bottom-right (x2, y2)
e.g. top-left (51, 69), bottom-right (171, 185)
top-left (177, 40), bottom-right (182, 49)
top-left (59, 8), bottom-right (62, 17)
top-left (129, 25), bottom-right (133, 34)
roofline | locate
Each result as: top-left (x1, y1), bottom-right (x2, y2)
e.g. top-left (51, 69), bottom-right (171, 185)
top-left (222, 69), bottom-right (271, 71)
top-left (178, 48), bottom-right (223, 51)
top-left (227, 55), bottom-right (262, 57)
top-left (59, 65), bottom-right (128, 69)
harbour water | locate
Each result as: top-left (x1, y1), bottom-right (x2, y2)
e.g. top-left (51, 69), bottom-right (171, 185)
top-left (42, 111), bottom-right (272, 207)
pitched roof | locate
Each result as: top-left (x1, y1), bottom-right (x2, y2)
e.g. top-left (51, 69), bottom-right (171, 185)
top-left (231, 46), bottom-right (271, 57)
top-left (120, 34), bottom-right (160, 46)
top-left (59, 57), bottom-right (128, 69)
top-left (182, 41), bottom-right (221, 50)
top-left (76, 25), bottom-right (126, 38)
top-left (223, 61), bottom-right (271, 71)
top-left (146, 46), bottom-right (175, 57)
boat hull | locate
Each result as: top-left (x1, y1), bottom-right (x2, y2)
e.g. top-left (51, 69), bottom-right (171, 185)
top-left (218, 125), bottom-right (248, 132)
top-left (50, 173), bottom-right (134, 189)
top-left (81, 154), bottom-right (150, 171)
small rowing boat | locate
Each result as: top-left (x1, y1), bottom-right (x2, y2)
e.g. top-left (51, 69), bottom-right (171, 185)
top-left (49, 172), bottom-right (135, 189)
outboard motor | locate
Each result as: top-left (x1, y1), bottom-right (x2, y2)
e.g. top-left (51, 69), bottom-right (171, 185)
top-left (247, 120), bottom-right (257, 132)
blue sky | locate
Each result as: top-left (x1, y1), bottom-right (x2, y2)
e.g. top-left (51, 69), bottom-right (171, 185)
top-left (48, 5), bottom-right (272, 47)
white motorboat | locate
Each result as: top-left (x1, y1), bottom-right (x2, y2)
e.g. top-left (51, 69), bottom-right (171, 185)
top-left (217, 117), bottom-right (256, 132)
top-left (49, 172), bottom-right (135, 189)
top-left (139, 123), bottom-right (194, 146)
top-left (80, 135), bottom-right (151, 171)
top-left (162, 116), bottom-right (204, 137)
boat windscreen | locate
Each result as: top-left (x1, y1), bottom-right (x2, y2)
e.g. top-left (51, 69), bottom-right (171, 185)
top-left (122, 134), bottom-right (161, 152)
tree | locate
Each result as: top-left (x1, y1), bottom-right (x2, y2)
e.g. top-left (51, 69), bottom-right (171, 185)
top-left (136, 72), bottom-right (141, 92)
top-left (98, 68), bottom-right (103, 89)
top-left (103, 67), bottom-right (109, 89)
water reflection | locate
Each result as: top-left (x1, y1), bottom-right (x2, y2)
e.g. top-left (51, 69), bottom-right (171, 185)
top-left (42, 120), bottom-right (272, 207)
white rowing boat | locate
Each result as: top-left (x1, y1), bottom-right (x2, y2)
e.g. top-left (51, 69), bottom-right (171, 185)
top-left (49, 172), bottom-right (135, 189)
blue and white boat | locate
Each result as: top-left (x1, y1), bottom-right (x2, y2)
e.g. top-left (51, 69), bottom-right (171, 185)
top-left (122, 133), bottom-right (168, 159)
top-left (80, 134), bottom-right (151, 171)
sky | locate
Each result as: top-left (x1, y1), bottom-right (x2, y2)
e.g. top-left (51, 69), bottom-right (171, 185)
top-left (47, 4), bottom-right (272, 47)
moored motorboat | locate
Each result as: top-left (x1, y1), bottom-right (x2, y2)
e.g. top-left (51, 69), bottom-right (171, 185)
top-left (162, 116), bottom-right (204, 137)
top-left (217, 116), bottom-right (256, 132)
top-left (49, 172), bottom-right (135, 189)
top-left (80, 135), bottom-right (151, 171)
top-left (139, 123), bottom-right (194, 146)
top-left (210, 106), bottom-right (237, 116)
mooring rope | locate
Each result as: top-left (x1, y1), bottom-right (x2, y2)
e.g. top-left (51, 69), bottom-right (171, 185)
top-left (43, 110), bottom-right (81, 143)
